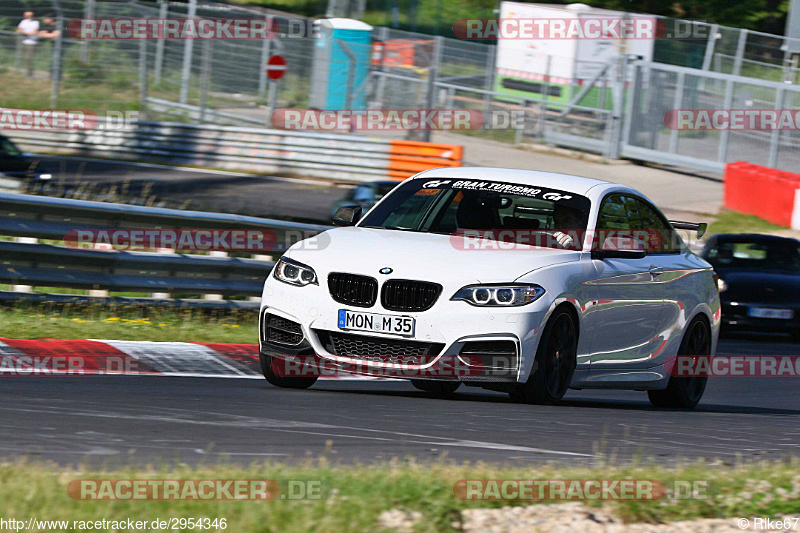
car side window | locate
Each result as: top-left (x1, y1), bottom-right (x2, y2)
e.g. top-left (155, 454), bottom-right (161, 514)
top-left (0, 138), bottom-right (21, 157)
top-left (596, 194), bottom-right (680, 254)
top-left (595, 194), bottom-right (630, 249)
top-left (630, 198), bottom-right (681, 254)
top-left (622, 196), bottom-right (642, 228)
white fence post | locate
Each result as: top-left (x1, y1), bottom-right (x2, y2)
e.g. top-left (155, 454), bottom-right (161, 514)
top-left (203, 251), bottom-right (228, 300)
top-left (12, 237), bottom-right (37, 293)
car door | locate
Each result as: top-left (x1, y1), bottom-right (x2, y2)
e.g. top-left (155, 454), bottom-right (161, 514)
top-left (630, 196), bottom-right (696, 368)
top-left (585, 194), bottom-right (669, 368)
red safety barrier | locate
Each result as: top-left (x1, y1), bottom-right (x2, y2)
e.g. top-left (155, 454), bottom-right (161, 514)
top-left (0, 338), bottom-right (378, 380)
top-left (724, 162), bottom-right (800, 229)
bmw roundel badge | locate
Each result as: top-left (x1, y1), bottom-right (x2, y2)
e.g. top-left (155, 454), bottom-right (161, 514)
top-left (379, 267), bottom-right (393, 275)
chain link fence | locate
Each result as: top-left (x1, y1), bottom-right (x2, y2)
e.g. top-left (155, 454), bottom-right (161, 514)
top-left (621, 60), bottom-right (800, 173)
top-left (2, 0), bottom-right (800, 173)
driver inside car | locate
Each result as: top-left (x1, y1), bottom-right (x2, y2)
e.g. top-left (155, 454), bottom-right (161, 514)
top-left (551, 203), bottom-right (583, 250)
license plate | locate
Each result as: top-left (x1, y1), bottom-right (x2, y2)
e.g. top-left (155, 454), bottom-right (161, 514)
top-left (748, 307), bottom-right (794, 319)
top-left (337, 309), bottom-right (415, 337)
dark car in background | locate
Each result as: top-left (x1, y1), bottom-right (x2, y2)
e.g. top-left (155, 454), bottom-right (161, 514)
top-left (329, 180), bottom-right (398, 218)
top-left (0, 134), bottom-right (51, 182)
top-left (702, 233), bottom-right (800, 340)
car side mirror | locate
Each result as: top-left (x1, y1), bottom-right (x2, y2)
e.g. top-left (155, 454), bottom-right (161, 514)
top-left (332, 205), bottom-right (362, 226)
top-left (591, 234), bottom-right (647, 260)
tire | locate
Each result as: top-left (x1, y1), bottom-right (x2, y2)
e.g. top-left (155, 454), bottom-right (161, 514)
top-left (647, 317), bottom-right (710, 408)
top-left (260, 352), bottom-right (318, 389)
top-left (509, 308), bottom-right (577, 405)
top-left (410, 379), bottom-right (461, 396)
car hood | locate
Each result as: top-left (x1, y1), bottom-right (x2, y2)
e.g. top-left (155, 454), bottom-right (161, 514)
top-left (718, 269), bottom-right (800, 305)
top-left (287, 226), bottom-right (581, 284)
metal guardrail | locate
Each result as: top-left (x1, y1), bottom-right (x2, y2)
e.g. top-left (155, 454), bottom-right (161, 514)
top-left (3, 121), bottom-right (463, 183)
top-left (0, 191), bottom-right (331, 308)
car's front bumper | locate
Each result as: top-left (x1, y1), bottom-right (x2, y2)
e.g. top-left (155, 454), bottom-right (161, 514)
top-left (259, 278), bottom-right (554, 383)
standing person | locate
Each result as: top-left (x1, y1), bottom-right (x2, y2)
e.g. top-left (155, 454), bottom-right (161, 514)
top-left (38, 15), bottom-right (61, 40)
top-left (16, 11), bottom-right (39, 77)
top-left (37, 14), bottom-right (62, 83)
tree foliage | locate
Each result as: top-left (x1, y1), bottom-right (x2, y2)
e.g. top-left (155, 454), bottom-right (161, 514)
top-left (581, 0), bottom-right (790, 35)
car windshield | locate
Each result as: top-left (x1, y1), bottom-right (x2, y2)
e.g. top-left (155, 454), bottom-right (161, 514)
top-left (706, 238), bottom-right (800, 271)
top-left (0, 136), bottom-right (22, 158)
top-left (358, 178), bottom-right (591, 250)
top-left (345, 183), bottom-right (398, 204)
top-left (375, 182), bottom-right (397, 200)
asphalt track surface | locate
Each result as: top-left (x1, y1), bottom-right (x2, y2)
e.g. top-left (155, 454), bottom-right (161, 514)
top-left (25, 155), bottom-right (346, 223)
top-left (5, 157), bottom-right (798, 466)
top-left (1, 333), bottom-right (798, 466)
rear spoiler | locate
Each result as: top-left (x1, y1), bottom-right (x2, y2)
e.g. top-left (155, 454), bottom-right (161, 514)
top-left (669, 220), bottom-right (708, 238)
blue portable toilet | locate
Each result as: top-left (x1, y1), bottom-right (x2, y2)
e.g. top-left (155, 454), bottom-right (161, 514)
top-left (310, 18), bottom-right (373, 110)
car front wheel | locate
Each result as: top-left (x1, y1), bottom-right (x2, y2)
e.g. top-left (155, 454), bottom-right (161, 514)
top-left (509, 308), bottom-right (577, 405)
top-left (260, 352), bottom-right (318, 389)
top-left (647, 317), bottom-right (710, 408)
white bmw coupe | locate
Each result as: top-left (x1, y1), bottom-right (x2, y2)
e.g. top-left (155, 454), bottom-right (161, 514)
top-left (259, 168), bottom-right (720, 408)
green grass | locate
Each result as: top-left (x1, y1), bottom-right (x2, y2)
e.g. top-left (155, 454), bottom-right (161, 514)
top-left (0, 68), bottom-right (140, 116)
top-left (0, 459), bottom-right (798, 532)
top-left (0, 59), bottom-right (196, 118)
top-left (707, 209), bottom-right (787, 236)
top-left (0, 304), bottom-right (257, 343)
top-left (457, 125), bottom-right (519, 144)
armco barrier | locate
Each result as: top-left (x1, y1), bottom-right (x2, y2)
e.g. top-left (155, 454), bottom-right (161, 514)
top-left (3, 120), bottom-right (463, 183)
top-left (724, 162), bottom-right (800, 229)
top-left (0, 191), bottom-right (331, 308)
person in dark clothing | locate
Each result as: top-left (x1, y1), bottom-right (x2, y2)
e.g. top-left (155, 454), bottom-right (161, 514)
top-left (38, 15), bottom-right (61, 39)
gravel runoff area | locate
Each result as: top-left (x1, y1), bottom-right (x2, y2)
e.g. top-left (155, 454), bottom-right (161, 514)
top-left (379, 503), bottom-right (800, 532)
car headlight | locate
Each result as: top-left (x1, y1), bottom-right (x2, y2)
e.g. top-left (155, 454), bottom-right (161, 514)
top-left (451, 284), bottom-right (546, 307)
top-left (273, 256), bottom-right (318, 287)
top-left (717, 277), bottom-right (728, 293)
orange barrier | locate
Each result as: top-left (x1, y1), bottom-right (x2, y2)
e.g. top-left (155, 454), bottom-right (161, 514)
top-left (372, 39), bottom-right (435, 67)
top-left (724, 161), bottom-right (800, 229)
top-left (387, 140), bottom-right (463, 180)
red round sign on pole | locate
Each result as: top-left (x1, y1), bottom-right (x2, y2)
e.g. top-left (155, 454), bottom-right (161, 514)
top-left (266, 55), bottom-right (287, 81)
